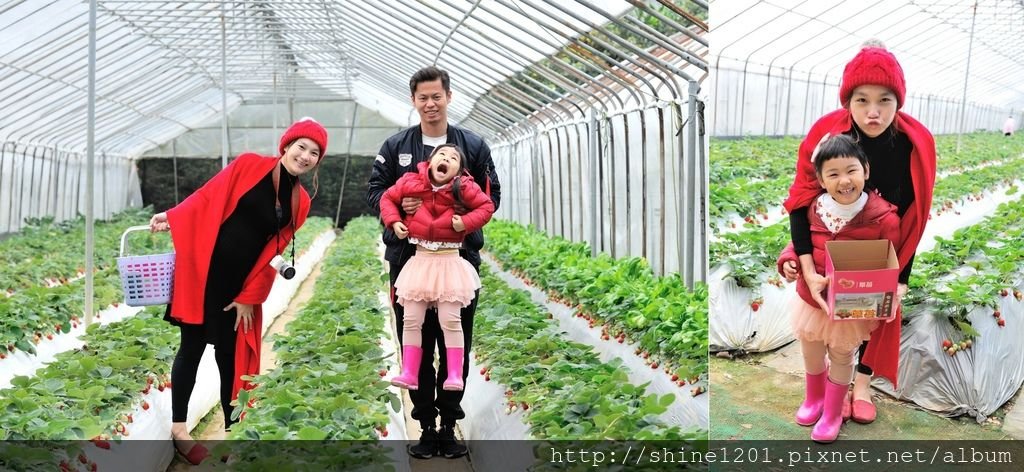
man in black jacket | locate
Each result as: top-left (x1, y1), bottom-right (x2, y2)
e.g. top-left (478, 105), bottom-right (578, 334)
top-left (367, 66), bottom-right (501, 459)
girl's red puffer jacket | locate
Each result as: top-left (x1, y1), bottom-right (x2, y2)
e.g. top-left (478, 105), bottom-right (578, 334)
top-left (379, 161), bottom-right (494, 243)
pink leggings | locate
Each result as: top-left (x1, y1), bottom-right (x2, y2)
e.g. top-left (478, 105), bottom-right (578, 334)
top-left (801, 340), bottom-right (857, 385)
top-left (401, 300), bottom-right (463, 348)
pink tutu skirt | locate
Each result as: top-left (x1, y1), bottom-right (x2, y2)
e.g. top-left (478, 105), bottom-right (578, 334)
top-left (395, 248), bottom-right (480, 308)
top-left (790, 297), bottom-right (878, 351)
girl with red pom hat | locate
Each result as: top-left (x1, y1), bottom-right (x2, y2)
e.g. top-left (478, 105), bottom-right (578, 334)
top-left (778, 41), bottom-right (937, 441)
top-left (149, 117), bottom-right (327, 464)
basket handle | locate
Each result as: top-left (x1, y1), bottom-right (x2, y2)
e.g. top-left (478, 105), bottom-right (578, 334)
top-left (120, 225), bottom-right (164, 257)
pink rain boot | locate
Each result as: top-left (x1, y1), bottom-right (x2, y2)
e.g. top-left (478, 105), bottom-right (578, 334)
top-left (812, 378), bottom-right (849, 443)
top-left (390, 345), bottom-right (422, 390)
top-left (442, 348), bottom-right (465, 391)
top-left (795, 371), bottom-right (827, 426)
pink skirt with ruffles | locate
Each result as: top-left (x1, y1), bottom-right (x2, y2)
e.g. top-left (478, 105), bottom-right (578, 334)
top-left (395, 249), bottom-right (480, 308)
top-left (790, 296), bottom-right (878, 351)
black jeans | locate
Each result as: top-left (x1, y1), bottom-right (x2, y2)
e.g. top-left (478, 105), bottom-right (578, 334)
top-left (390, 260), bottom-right (477, 428)
top-left (857, 340), bottom-right (873, 376)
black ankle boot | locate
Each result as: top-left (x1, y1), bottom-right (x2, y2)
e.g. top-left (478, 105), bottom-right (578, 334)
top-left (408, 426), bottom-right (439, 459)
top-left (437, 424), bottom-right (468, 458)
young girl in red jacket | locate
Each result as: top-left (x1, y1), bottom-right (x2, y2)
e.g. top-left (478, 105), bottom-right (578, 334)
top-left (777, 134), bottom-right (900, 443)
top-left (149, 118), bottom-right (325, 464)
top-left (379, 143), bottom-right (495, 392)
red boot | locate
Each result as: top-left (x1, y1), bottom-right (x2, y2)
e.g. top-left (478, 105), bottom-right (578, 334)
top-left (442, 348), bottom-right (465, 391)
top-left (390, 345), bottom-right (423, 390)
top-left (795, 371), bottom-right (827, 426)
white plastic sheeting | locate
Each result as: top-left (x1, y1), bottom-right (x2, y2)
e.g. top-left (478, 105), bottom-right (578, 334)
top-left (461, 355), bottom-right (536, 472)
top-left (708, 265), bottom-right (795, 353)
top-left (0, 148), bottom-right (141, 234)
top-left (877, 291), bottom-right (1024, 422)
top-left (709, 0), bottom-right (1024, 136)
top-left (482, 254), bottom-right (709, 429)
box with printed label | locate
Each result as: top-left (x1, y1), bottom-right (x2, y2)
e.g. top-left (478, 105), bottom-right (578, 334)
top-left (824, 240), bottom-right (898, 322)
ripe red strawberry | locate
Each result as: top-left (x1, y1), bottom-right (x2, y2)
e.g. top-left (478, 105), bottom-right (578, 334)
top-left (378, 369), bottom-right (387, 377)
top-left (90, 463), bottom-right (97, 472)
top-left (380, 428), bottom-right (389, 438)
top-left (164, 381), bottom-right (172, 389)
top-left (6, 344), bottom-right (13, 352)
top-left (521, 402), bottom-right (529, 411)
top-left (79, 453), bottom-right (88, 464)
top-left (157, 384), bottom-right (165, 392)
top-left (1001, 289), bottom-right (1009, 297)
top-left (0, 353), bottom-right (5, 360)
top-left (651, 362), bottom-right (659, 369)
top-left (484, 374), bottom-right (491, 382)
top-left (142, 401), bottom-right (150, 411)
top-left (942, 339), bottom-right (952, 349)
top-left (617, 337), bottom-right (625, 344)
top-left (480, 367), bottom-right (487, 375)
top-left (46, 334), bottom-right (53, 340)
top-left (142, 385), bottom-right (150, 395)
top-left (998, 319), bottom-right (1006, 327)
top-left (93, 440), bottom-right (111, 450)
top-left (126, 414), bottom-right (133, 423)
top-left (671, 374), bottom-right (679, 381)
top-left (994, 310), bottom-right (1002, 318)
top-left (641, 352), bottom-right (649, 359)
top-left (751, 302), bottom-right (760, 312)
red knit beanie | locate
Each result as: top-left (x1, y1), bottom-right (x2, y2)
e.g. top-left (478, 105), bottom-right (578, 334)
top-left (279, 117), bottom-right (328, 160)
top-left (839, 46), bottom-right (906, 109)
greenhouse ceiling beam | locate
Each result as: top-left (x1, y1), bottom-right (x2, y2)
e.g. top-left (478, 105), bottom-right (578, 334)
top-left (577, 0), bottom-right (707, 70)
top-left (517, 0), bottom-right (682, 102)
top-left (530, 0), bottom-right (695, 87)
top-left (486, 1), bottom-right (653, 110)
top-left (630, 0), bottom-right (707, 46)
top-left (97, 2), bottom-right (234, 97)
top-left (479, 0), bottom-right (647, 109)
top-left (341, 3), bottom-right (583, 127)
top-left (363, 0), bottom-right (615, 113)
top-left (430, 0), bottom-right (628, 110)
top-left (86, 0), bottom-right (96, 326)
top-left (431, 0), bottom-right (483, 65)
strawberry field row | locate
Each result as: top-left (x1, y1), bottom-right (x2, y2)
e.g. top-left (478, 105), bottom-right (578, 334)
top-left (222, 217), bottom-right (396, 466)
top-left (710, 152), bottom-right (1024, 289)
top-left (709, 133), bottom-right (1024, 235)
top-left (0, 216), bottom-right (333, 363)
top-left (473, 263), bottom-right (704, 440)
top-left (484, 220), bottom-right (707, 382)
top-left (906, 191), bottom-right (1024, 339)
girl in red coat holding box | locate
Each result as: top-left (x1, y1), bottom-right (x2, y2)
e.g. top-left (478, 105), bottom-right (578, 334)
top-left (777, 134), bottom-right (900, 443)
top-left (379, 143), bottom-right (495, 392)
top-left (149, 118), bottom-right (326, 464)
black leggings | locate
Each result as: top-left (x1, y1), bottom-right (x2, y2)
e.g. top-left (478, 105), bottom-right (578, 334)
top-left (171, 323), bottom-right (238, 428)
top-left (857, 340), bottom-right (873, 376)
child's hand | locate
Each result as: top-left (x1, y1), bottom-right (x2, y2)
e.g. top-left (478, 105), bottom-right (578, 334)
top-left (452, 215), bottom-right (465, 232)
top-left (392, 222), bottom-right (409, 239)
top-left (804, 272), bottom-right (830, 312)
top-left (781, 260), bottom-right (799, 282)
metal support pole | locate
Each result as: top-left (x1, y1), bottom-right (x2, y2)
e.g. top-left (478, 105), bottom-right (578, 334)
top-left (588, 108), bottom-right (599, 258)
top-left (335, 103), bottom-right (360, 227)
top-left (220, 3), bottom-right (229, 168)
top-left (956, 1), bottom-right (977, 154)
top-left (682, 82), bottom-right (700, 285)
top-left (85, 0), bottom-right (96, 326)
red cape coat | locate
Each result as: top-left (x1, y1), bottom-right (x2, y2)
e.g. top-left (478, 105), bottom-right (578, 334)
top-left (166, 153), bottom-right (310, 400)
top-left (782, 109), bottom-right (937, 388)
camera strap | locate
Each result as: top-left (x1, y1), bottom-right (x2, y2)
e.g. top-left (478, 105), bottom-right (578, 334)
top-left (273, 161), bottom-right (300, 267)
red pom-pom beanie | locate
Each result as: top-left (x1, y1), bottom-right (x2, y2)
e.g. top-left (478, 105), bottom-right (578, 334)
top-left (839, 46), bottom-right (906, 109)
top-left (279, 117), bottom-right (328, 160)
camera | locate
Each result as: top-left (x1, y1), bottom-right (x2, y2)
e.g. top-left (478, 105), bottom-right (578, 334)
top-left (270, 255), bottom-right (296, 280)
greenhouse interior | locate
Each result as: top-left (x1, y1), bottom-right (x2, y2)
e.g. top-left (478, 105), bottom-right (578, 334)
top-left (0, 0), bottom-right (708, 470)
top-left (709, 0), bottom-right (1024, 442)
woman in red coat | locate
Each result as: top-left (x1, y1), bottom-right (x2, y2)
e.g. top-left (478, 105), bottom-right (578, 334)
top-left (149, 118), bottom-right (326, 464)
top-left (778, 135), bottom-right (900, 443)
top-left (780, 42), bottom-right (937, 427)
top-left (379, 144), bottom-right (495, 392)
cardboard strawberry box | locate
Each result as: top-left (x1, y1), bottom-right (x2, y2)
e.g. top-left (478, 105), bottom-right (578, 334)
top-left (824, 240), bottom-right (898, 322)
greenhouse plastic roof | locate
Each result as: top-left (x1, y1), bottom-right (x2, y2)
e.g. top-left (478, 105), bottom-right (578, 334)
top-left (0, 0), bottom-right (707, 159)
top-left (711, 0), bottom-right (1024, 111)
